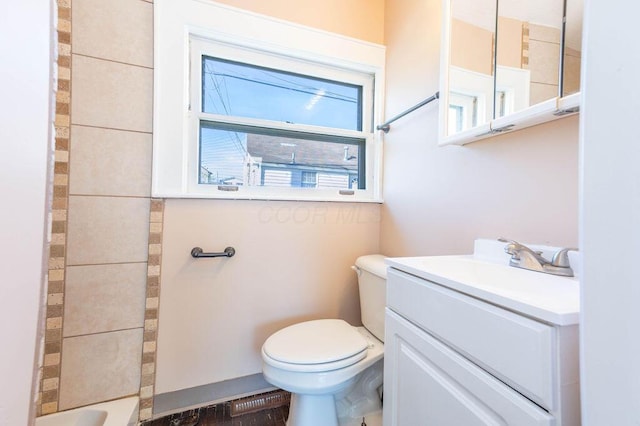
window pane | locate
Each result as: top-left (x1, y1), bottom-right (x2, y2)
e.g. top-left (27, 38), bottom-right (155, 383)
top-left (199, 122), bottom-right (364, 189)
top-left (202, 56), bottom-right (363, 131)
top-left (301, 171), bottom-right (317, 188)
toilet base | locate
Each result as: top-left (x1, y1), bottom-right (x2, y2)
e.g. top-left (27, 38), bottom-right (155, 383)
top-left (339, 410), bottom-right (382, 426)
top-left (286, 393), bottom-right (339, 426)
top-left (335, 359), bottom-right (383, 422)
top-left (285, 359), bottom-right (384, 426)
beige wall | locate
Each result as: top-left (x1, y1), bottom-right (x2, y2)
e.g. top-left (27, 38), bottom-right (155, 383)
top-left (41, 0), bottom-right (580, 418)
top-left (451, 18), bottom-right (494, 75)
top-left (43, 0), bottom-right (385, 419)
top-left (153, 0), bottom-right (384, 400)
top-left (381, 0), bottom-right (578, 256)
top-left (155, 200), bottom-right (380, 393)
top-left (564, 46), bottom-right (582, 95)
top-left (497, 16), bottom-right (523, 69)
top-left (215, 0), bottom-right (384, 44)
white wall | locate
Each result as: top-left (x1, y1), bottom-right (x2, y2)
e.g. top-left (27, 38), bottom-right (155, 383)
top-left (381, 0), bottom-right (579, 257)
top-left (0, 0), bottom-right (54, 424)
top-left (580, 0), bottom-right (640, 423)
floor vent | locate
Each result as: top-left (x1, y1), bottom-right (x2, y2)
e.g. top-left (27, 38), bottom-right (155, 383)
top-left (230, 390), bottom-right (291, 417)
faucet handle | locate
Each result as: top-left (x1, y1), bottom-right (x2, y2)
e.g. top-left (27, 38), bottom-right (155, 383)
top-left (497, 237), bottom-right (520, 257)
top-left (498, 237), bottom-right (518, 245)
top-left (497, 237), bottom-right (530, 255)
top-left (551, 248), bottom-right (579, 267)
top-left (498, 238), bottom-right (547, 261)
top-left (497, 237), bottom-right (524, 249)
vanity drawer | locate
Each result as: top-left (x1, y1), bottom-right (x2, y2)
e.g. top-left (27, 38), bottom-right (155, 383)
top-left (387, 268), bottom-right (556, 410)
top-left (384, 309), bottom-right (554, 426)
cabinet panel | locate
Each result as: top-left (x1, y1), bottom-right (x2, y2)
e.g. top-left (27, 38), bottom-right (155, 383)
top-left (439, 0), bottom-right (582, 146)
top-left (384, 309), bottom-right (554, 426)
top-left (387, 269), bottom-right (555, 409)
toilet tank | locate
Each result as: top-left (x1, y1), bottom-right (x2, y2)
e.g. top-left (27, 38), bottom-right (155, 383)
top-left (354, 254), bottom-right (387, 342)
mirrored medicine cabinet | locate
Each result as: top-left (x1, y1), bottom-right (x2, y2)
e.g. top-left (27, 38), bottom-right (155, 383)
top-left (439, 0), bottom-right (583, 146)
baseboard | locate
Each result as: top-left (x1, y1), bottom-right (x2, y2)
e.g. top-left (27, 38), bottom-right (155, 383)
top-left (152, 373), bottom-right (275, 418)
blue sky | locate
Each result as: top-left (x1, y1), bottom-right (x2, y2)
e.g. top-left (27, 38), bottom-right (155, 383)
top-left (202, 56), bottom-right (361, 131)
top-left (199, 56), bottom-right (363, 184)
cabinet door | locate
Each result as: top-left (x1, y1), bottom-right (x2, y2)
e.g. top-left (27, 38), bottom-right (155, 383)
top-left (387, 269), bottom-right (555, 409)
top-left (384, 309), bottom-right (554, 426)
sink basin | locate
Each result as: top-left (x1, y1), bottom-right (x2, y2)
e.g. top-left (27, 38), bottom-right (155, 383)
top-left (385, 240), bottom-right (580, 326)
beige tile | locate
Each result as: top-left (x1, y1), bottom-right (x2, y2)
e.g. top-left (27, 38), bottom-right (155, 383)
top-left (71, 55), bottom-right (152, 132)
top-left (564, 46), bottom-right (582, 59)
top-left (64, 263), bottom-right (147, 337)
top-left (41, 402), bottom-right (58, 415)
top-left (58, 329), bottom-right (143, 410)
top-left (530, 82), bottom-right (559, 105)
top-left (73, 0), bottom-right (153, 67)
top-left (139, 408), bottom-right (152, 421)
top-left (529, 23), bottom-right (561, 43)
top-left (563, 54), bottom-right (581, 95)
top-left (69, 126), bottom-right (152, 197)
top-left (528, 40), bottom-right (561, 85)
top-left (67, 196), bottom-right (150, 265)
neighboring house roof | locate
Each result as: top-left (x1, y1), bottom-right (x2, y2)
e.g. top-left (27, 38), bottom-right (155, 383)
top-left (246, 133), bottom-right (359, 171)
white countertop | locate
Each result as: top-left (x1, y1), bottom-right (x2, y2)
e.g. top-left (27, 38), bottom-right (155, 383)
top-left (386, 254), bottom-right (580, 326)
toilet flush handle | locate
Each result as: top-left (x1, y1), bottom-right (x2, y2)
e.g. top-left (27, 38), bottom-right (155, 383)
top-left (351, 265), bottom-right (362, 276)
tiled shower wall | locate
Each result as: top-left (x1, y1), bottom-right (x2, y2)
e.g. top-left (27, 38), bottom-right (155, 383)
top-left (527, 23), bottom-right (562, 105)
top-left (39, 0), bottom-right (157, 419)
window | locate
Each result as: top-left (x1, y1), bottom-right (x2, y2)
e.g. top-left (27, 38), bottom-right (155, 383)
top-left (153, 1), bottom-right (385, 201)
top-left (198, 122), bottom-right (364, 190)
top-left (196, 57), bottom-right (366, 192)
top-left (448, 92), bottom-right (479, 133)
top-left (201, 57), bottom-right (363, 131)
top-left (301, 172), bottom-right (317, 188)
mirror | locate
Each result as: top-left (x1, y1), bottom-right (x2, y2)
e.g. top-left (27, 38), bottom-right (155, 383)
top-left (441, 0), bottom-right (582, 144)
top-left (562, 0), bottom-right (583, 96)
top-left (446, 0), bottom-right (496, 136)
top-left (495, 0), bottom-right (564, 118)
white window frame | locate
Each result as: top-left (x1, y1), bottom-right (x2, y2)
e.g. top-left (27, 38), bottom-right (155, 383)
top-left (154, 0), bottom-right (386, 202)
top-left (495, 65), bottom-right (531, 118)
top-left (448, 92), bottom-right (479, 133)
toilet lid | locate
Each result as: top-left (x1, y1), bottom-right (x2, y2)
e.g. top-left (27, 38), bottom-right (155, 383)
top-left (263, 319), bottom-right (368, 367)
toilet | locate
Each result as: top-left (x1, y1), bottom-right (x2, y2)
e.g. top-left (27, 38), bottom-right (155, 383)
top-left (261, 254), bottom-right (387, 426)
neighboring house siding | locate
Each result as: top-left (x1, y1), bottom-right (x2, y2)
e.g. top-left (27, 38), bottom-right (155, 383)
top-left (261, 166), bottom-right (356, 189)
top-left (263, 169), bottom-right (292, 187)
top-left (318, 173), bottom-right (349, 188)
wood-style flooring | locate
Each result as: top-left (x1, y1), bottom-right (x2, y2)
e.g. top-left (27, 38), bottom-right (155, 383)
top-left (142, 397), bottom-right (289, 426)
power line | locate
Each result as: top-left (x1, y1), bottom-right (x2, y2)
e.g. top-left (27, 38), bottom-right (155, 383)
top-left (203, 71), bottom-right (358, 104)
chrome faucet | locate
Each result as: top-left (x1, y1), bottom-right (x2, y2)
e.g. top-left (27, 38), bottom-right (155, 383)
top-left (498, 238), bottom-right (577, 277)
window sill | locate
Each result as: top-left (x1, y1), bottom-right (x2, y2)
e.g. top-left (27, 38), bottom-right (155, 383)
top-left (150, 190), bottom-right (384, 204)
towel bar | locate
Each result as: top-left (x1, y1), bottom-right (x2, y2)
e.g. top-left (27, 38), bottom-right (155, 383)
top-left (191, 247), bottom-right (236, 258)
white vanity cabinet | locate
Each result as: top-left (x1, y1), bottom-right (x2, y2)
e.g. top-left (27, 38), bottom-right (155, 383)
top-left (383, 262), bottom-right (580, 426)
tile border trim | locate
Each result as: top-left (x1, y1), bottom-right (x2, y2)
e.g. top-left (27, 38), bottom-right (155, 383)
top-left (139, 198), bottom-right (165, 421)
top-left (38, 0), bottom-right (72, 416)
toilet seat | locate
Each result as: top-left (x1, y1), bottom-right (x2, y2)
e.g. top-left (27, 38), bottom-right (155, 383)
top-left (262, 319), bottom-right (369, 373)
